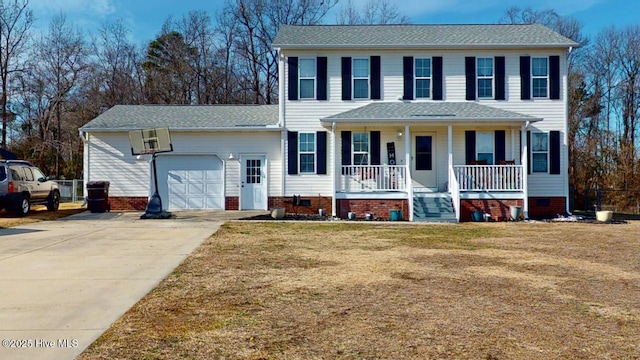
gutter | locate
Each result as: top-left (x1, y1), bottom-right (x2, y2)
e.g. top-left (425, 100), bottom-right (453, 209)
top-left (78, 126), bottom-right (283, 133)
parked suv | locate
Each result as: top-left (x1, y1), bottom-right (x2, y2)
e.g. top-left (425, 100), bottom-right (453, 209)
top-left (0, 160), bottom-right (60, 216)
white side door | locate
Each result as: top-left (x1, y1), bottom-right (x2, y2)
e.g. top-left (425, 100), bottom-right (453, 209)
top-left (241, 156), bottom-right (267, 210)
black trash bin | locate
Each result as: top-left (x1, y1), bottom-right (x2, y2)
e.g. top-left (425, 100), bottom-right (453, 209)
top-left (86, 181), bottom-right (110, 213)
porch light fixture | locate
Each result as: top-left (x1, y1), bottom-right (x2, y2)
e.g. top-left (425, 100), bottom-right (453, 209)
top-left (397, 131), bottom-right (403, 137)
top-left (228, 152), bottom-right (236, 160)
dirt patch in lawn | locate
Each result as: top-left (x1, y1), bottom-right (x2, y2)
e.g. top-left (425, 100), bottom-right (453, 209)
top-left (0, 202), bottom-right (85, 228)
top-left (79, 221), bottom-right (640, 359)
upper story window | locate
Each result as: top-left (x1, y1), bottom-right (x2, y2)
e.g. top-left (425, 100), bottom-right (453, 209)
top-left (415, 58), bottom-right (431, 98)
top-left (531, 132), bottom-right (549, 172)
top-left (299, 58), bottom-right (316, 99)
top-left (477, 58), bottom-right (494, 99)
top-left (352, 132), bottom-right (369, 165)
top-left (299, 132), bottom-right (316, 173)
top-left (532, 57), bottom-right (549, 98)
top-left (353, 58), bottom-right (369, 99)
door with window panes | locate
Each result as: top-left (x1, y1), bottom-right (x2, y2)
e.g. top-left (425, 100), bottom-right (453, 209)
top-left (241, 156), bottom-right (267, 210)
top-left (412, 132), bottom-right (437, 188)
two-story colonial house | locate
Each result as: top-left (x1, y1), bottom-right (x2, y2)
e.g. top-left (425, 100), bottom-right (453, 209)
top-left (80, 23), bottom-right (577, 222)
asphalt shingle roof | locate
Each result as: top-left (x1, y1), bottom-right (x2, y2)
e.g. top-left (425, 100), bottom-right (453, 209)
top-left (322, 102), bottom-right (541, 122)
top-left (80, 105), bottom-right (280, 131)
top-left (273, 24), bottom-right (578, 49)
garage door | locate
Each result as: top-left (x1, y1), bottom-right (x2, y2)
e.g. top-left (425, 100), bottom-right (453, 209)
top-left (155, 155), bottom-right (224, 210)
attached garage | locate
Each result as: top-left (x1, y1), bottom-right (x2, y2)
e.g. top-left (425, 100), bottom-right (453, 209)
top-left (155, 155), bottom-right (224, 210)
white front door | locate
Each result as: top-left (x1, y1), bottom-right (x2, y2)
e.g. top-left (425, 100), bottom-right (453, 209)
top-left (412, 132), bottom-right (437, 189)
top-left (241, 156), bottom-right (267, 210)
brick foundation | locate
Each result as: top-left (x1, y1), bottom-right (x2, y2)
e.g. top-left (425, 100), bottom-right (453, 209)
top-left (461, 196), bottom-right (567, 221)
top-left (528, 197), bottom-right (566, 219)
top-left (337, 199), bottom-right (408, 220)
top-left (269, 196), bottom-right (333, 215)
top-left (225, 197), bottom-right (239, 210)
top-left (461, 199), bottom-right (524, 222)
top-left (108, 197), bottom-right (148, 211)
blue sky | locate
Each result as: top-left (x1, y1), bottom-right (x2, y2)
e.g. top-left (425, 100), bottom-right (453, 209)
top-left (28, 0), bottom-right (635, 46)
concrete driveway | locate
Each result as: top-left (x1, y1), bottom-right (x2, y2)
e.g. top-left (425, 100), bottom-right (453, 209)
top-left (0, 210), bottom-right (265, 360)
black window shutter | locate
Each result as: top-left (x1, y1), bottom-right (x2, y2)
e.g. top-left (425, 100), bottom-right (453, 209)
top-left (287, 131), bottom-right (298, 175)
top-left (433, 56), bottom-right (443, 100)
top-left (520, 56), bottom-right (531, 100)
top-left (495, 130), bottom-right (506, 164)
top-left (371, 131), bottom-right (381, 165)
top-left (527, 131), bottom-right (532, 174)
top-left (341, 131), bottom-right (352, 166)
top-left (550, 130), bottom-right (561, 174)
top-left (495, 56), bottom-right (506, 100)
top-left (371, 56), bottom-right (381, 100)
top-left (550, 56), bottom-right (560, 100)
top-left (317, 57), bottom-right (328, 101)
top-left (465, 57), bottom-right (476, 100)
top-left (403, 56), bottom-right (414, 100)
top-left (341, 57), bottom-right (352, 101)
top-left (316, 131), bottom-right (327, 174)
top-left (465, 130), bottom-right (476, 165)
top-left (288, 57), bottom-right (298, 101)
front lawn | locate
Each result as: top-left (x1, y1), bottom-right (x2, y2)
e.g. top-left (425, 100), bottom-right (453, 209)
top-left (79, 221), bottom-right (640, 359)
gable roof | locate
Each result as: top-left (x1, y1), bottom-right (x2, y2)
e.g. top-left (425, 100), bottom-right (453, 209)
top-left (80, 105), bottom-right (280, 132)
top-left (273, 24), bottom-right (578, 50)
top-left (322, 102), bottom-right (541, 123)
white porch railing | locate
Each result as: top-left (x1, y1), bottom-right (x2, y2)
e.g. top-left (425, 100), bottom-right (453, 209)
top-left (454, 165), bottom-right (523, 192)
top-left (338, 165), bottom-right (407, 192)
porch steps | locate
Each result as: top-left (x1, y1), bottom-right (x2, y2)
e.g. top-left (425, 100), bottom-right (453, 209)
top-left (413, 193), bottom-right (457, 223)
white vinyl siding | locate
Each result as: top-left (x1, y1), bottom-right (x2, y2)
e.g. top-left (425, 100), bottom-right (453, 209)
top-left (86, 131), bottom-right (282, 199)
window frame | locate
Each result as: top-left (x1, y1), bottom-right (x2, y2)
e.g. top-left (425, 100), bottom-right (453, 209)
top-left (298, 132), bottom-right (316, 174)
top-left (477, 57), bottom-right (494, 99)
top-left (531, 57), bottom-right (549, 99)
top-left (298, 58), bottom-right (316, 99)
top-left (476, 131), bottom-right (494, 165)
top-left (352, 58), bottom-right (370, 99)
top-left (531, 132), bottom-right (549, 173)
top-left (414, 57), bottom-right (432, 99)
top-left (352, 132), bottom-right (370, 165)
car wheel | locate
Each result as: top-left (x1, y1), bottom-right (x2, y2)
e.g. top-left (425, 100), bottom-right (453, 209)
top-left (15, 195), bottom-right (30, 217)
top-left (47, 190), bottom-right (60, 211)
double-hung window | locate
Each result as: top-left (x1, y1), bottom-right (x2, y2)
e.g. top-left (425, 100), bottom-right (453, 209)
top-left (353, 58), bottom-right (369, 99)
top-left (476, 131), bottom-right (494, 164)
top-left (532, 57), bottom-right (549, 98)
top-left (352, 132), bottom-right (369, 165)
top-left (531, 132), bottom-right (549, 172)
top-left (415, 58), bottom-right (431, 98)
top-left (477, 58), bottom-right (494, 99)
top-left (299, 58), bottom-right (316, 99)
top-left (299, 133), bottom-right (316, 173)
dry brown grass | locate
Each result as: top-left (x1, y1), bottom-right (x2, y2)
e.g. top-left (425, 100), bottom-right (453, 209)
top-left (79, 221), bottom-right (640, 360)
top-left (0, 202), bottom-right (85, 228)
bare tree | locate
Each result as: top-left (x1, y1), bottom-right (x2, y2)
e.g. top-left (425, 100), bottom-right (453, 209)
top-left (337, 0), bottom-right (410, 25)
top-left (0, 0), bottom-right (33, 147)
top-left (221, 0), bottom-right (337, 104)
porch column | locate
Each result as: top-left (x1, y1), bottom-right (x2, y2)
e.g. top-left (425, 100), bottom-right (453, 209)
top-left (511, 128), bottom-right (517, 162)
top-left (521, 123), bottom-right (529, 218)
top-left (331, 122), bottom-right (337, 218)
top-left (405, 125), bottom-right (413, 221)
top-left (448, 125), bottom-right (453, 187)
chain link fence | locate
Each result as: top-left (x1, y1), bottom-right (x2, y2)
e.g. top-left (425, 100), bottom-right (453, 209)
top-left (572, 188), bottom-right (640, 214)
top-left (55, 179), bottom-right (84, 203)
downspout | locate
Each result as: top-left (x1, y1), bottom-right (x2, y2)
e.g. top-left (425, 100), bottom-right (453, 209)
top-left (565, 46), bottom-right (573, 216)
top-left (331, 122), bottom-right (337, 218)
top-left (79, 130), bottom-right (89, 201)
top-left (278, 48), bottom-right (286, 201)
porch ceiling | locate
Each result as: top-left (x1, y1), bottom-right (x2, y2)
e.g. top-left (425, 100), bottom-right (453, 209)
top-left (321, 102), bottom-right (542, 125)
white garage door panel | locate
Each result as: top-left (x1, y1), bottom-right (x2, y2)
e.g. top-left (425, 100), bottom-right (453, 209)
top-left (157, 155), bottom-right (224, 210)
